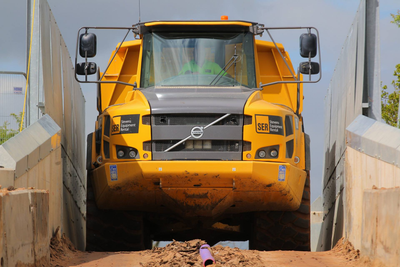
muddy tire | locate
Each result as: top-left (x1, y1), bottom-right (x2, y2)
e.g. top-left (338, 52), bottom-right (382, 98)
top-left (249, 174), bottom-right (310, 251)
top-left (86, 172), bottom-right (151, 251)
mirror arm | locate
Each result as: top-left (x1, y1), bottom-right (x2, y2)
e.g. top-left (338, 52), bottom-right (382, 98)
top-left (264, 29), bottom-right (298, 81)
top-left (85, 51), bottom-right (88, 82)
top-left (79, 80), bottom-right (141, 89)
top-left (74, 26), bottom-right (138, 88)
top-left (296, 67), bottom-right (301, 115)
top-left (99, 29), bottom-right (131, 81)
top-left (74, 26), bottom-right (138, 89)
top-left (259, 26), bottom-right (322, 89)
top-left (74, 28), bottom-right (83, 84)
top-left (308, 51), bottom-right (311, 81)
top-left (316, 27), bottom-right (322, 81)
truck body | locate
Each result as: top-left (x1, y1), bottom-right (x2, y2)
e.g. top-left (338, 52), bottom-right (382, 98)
top-left (79, 19), bottom-right (319, 251)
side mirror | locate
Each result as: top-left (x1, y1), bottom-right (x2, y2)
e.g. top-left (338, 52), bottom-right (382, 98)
top-left (79, 33), bottom-right (97, 58)
top-left (300, 33), bottom-right (317, 58)
top-left (76, 62), bottom-right (97, 75)
top-left (299, 62), bottom-right (319, 75)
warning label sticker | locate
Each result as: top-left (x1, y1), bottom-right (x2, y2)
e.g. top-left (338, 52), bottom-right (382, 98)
top-left (111, 115), bottom-right (139, 135)
top-left (255, 115), bottom-right (284, 135)
top-left (278, 165), bottom-right (286, 182)
top-left (110, 165), bottom-right (118, 181)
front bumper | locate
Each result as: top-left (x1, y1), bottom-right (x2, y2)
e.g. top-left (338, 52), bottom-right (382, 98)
top-left (91, 161), bottom-right (307, 218)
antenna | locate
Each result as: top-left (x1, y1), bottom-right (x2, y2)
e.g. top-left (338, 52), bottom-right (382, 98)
top-left (138, 0), bottom-right (141, 23)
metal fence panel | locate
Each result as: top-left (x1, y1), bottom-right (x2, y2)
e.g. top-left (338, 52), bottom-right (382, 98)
top-left (26, 0), bottom-right (86, 250)
top-left (365, 0), bottom-right (381, 121)
top-left (50, 11), bottom-right (63, 128)
top-left (28, 0), bottom-right (41, 125)
top-left (62, 42), bottom-right (73, 158)
top-left (324, 3), bottom-right (364, 190)
top-left (40, 0), bottom-right (52, 121)
top-left (317, 0), bottom-right (381, 251)
top-left (72, 80), bottom-right (86, 183)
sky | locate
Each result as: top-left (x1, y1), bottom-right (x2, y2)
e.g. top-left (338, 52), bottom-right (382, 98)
top-left (0, 0), bottom-right (399, 202)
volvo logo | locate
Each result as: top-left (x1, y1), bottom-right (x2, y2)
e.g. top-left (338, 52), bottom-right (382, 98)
top-left (191, 126), bottom-right (204, 139)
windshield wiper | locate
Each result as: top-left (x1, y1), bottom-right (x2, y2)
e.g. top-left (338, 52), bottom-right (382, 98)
top-left (209, 54), bottom-right (239, 86)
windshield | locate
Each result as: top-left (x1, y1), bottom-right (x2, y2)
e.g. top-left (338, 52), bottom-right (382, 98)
top-left (140, 32), bottom-right (256, 88)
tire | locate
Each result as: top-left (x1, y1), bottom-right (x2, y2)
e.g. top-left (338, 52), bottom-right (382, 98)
top-left (249, 173), bottom-right (310, 251)
top-left (86, 172), bottom-right (151, 251)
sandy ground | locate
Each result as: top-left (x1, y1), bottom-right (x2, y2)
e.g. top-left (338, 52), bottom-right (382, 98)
top-left (50, 232), bottom-right (384, 267)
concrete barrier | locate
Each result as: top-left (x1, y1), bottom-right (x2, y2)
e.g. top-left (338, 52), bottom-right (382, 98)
top-left (0, 168), bottom-right (13, 188)
top-left (0, 113), bottom-right (86, 251)
top-left (310, 196), bottom-right (323, 252)
top-left (345, 147), bottom-right (400, 249)
top-left (0, 114), bottom-right (62, 242)
top-left (344, 115), bottom-right (400, 264)
top-left (0, 189), bottom-right (49, 266)
top-left (362, 188), bottom-right (400, 266)
top-left (345, 116), bottom-right (400, 248)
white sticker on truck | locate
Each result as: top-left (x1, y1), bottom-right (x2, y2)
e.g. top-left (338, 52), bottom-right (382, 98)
top-left (110, 165), bottom-right (118, 181)
top-left (278, 165), bottom-right (286, 182)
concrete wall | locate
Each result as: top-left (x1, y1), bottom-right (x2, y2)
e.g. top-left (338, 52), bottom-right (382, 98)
top-left (310, 196), bottom-right (323, 251)
top-left (0, 115), bottom-right (62, 241)
top-left (362, 188), bottom-right (400, 267)
top-left (0, 115), bottom-right (63, 264)
top-left (0, 189), bottom-right (49, 266)
top-left (344, 115), bottom-right (400, 265)
top-left (314, 114), bottom-right (400, 265)
top-left (345, 147), bottom-right (400, 250)
top-left (14, 146), bottom-right (63, 240)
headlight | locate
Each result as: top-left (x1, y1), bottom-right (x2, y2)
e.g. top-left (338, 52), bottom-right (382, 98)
top-left (117, 150), bottom-right (125, 158)
top-left (270, 149), bottom-right (278, 157)
top-left (129, 150), bottom-right (136, 158)
top-left (255, 145), bottom-right (279, 159)
top-left (258, 150), bottom-right (266, 158)
top-left (116, 145), bottom-right (139, 159)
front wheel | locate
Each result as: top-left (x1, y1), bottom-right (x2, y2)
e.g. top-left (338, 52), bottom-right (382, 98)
top-left (86, 171), bottom-right (152, 251)
top-left (249, 173), bottom-right (310, 251)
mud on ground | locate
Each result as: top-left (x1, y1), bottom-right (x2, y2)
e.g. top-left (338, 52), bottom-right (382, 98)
top-left (50, 236), bottom-right (384, 267)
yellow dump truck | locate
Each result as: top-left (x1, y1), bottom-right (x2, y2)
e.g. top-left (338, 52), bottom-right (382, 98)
top-left (75, 18), bottom-right (321, 251)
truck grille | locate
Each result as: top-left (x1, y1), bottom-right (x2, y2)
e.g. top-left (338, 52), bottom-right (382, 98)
top-left (154, 140), bottom-right (241, 152)
top-left (151, 114), bottom-right (243, 160)
top-left (153, 114), bottom-right (241, 126)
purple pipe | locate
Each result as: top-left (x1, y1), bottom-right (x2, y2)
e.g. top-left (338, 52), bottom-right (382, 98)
top-left (200, 244), bottom-right (215, 266)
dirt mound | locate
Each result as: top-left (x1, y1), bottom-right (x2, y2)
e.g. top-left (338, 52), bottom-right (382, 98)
top-left (50, 227), bottom-right (80, 267)
top-left (140, 239), bottom-right (264, 267)
top-left (332, 237), bottom-right (360, 262)
top-left (211, 245), bottom-right (264, 266)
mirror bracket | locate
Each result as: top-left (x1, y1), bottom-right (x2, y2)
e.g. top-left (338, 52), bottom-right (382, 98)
top-left (258, 26), bottom-right (322, 88)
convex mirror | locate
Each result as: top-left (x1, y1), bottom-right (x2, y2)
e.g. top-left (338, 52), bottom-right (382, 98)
top-left (79, 33), bottom-right (97, 58)
top-left (76, 62), bottom-right (97, 75)
top-left (299, 61), bottom-right (319, 75)
top-left (300, 33), bottom-right (317, 58)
